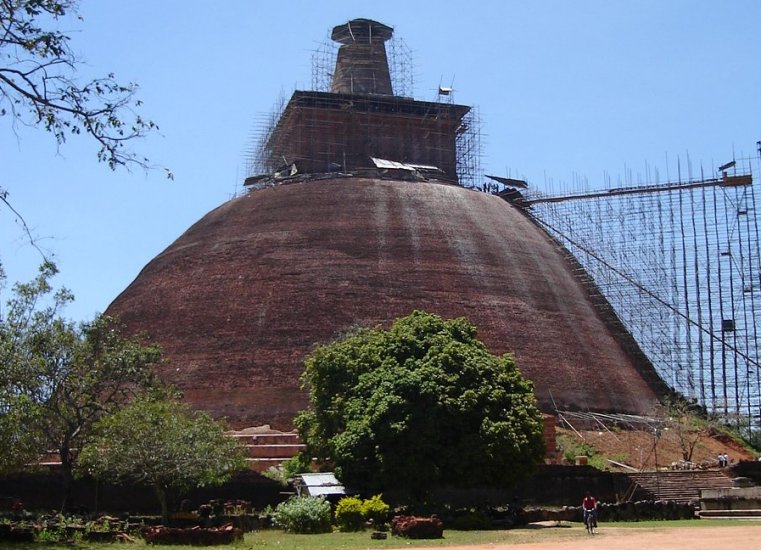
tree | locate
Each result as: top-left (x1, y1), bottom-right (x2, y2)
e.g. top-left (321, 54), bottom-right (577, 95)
top-left (1, 261), bottom-right (72, 474)
top-left (0, 262), bottom-right (163, 509)
top-left (295, 311), bottom-right (546, 500)
top-left (1, 0), bottom-right (166, 172)
top-left (663, 397), bottom-right (708, 463)
top-left (0, 391), bottom-right (39, 475)
top-left (0, 263), bottom-right (49, 473)
top-left (78, 396), bottom-right (248, 523)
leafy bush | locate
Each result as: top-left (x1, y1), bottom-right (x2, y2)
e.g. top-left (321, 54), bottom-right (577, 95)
top-left (273, 496), bottom-right (332, 534)
top-left (361, 494), bottom-right (390, 526)
top-left (335, 496), bottom-right (364, 531)
top-left (36, 529), bottom-right (66, 543)
top-left (558, 434), bottom-right (596, 463)
top-left (557, 433), bottom-right (631, 469)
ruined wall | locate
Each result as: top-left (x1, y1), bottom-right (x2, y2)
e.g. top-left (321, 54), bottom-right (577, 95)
top-left (267, 92), bottom-right (467, 177)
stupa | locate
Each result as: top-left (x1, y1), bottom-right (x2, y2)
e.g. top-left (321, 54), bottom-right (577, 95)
top-left (107, 19), bottom-right (668, 429)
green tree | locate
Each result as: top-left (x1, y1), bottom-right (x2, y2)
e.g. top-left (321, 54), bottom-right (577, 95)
top-left (0, 262), bottom-right (163, 509)
top-left (78, 396), bottom-right (248, 523)
top-left (0, 262), bottom-right (58, 474)
top-left (295, 311), bottom-right (545, 500)
top-left (0, 392), bottom-right (39, 474)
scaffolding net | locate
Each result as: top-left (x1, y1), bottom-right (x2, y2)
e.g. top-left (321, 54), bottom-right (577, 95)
top-left (525, 153), bottom-right (761, 435)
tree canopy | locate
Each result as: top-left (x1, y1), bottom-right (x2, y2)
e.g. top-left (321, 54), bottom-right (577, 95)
top-left (0, 262), bottom-right (163, 508)
top-left (295, 311), bottom-right (546, 498)
top-left (79, 396), bottom-right (248, 523)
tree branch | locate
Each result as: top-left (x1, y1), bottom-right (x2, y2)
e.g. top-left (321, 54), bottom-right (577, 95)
top-left (0, 0), bottom-right (171, 176)
top-left (0, 186), bottom-right (49, 262)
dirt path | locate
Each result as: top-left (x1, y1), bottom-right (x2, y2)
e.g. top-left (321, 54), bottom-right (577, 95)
top-left (405, 524), bottom-right (761, 550)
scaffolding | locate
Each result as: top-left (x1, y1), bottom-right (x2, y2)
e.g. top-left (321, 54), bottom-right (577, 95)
top-left (524, 151), bottom-right (761, 435)
top-left (247, 25), bottom-right (481, 188)
top-left (455, 106), bottom-right (484, 190)
top-left (310, 33), bottom-right (415, 97)
top-left (244, 91), bottom-right (286, 177)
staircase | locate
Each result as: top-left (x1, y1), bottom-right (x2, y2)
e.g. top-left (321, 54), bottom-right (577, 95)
top-left (228, 428), bottom-right (306, 473)
top-left (626, 470), bottom-right (734, 502)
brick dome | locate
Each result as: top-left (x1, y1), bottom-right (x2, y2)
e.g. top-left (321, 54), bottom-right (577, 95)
top-left (107, 177), bottom-right (667, 428)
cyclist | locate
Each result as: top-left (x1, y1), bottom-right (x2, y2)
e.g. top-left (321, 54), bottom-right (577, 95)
top-left (581, 492), bottom-right (598, 533)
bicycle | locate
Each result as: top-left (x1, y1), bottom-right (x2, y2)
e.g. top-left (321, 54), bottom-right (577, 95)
top-left (583, 509), bottom-right (597, 534)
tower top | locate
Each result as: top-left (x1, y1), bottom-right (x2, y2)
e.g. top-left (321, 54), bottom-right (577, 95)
top-left (331, 18), bottom-right (393, 45)
top-left (330, 19), bottom-right (394, 95)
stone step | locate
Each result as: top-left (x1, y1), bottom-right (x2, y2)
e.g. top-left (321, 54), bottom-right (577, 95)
top-left (698, 509), bottom-right (761, 518)
top-left (246, 444), bottom-right (306, 458)
top-left (230, 433), bottom-right (302, 446)
top-left (627, 470), bottom-right (734, 502)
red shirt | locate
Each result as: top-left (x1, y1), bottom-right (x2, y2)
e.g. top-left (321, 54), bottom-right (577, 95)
top-left (582, 496), bottom-right (597, 510)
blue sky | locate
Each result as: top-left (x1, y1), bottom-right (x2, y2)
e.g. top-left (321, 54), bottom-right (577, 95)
top-left (2, 0), bottom-right (760, 322)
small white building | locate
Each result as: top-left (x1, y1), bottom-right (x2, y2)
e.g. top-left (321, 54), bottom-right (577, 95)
top-left (294, 473), bottom-right (346, 498)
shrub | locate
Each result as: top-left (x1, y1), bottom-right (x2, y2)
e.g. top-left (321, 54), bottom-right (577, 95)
top-left (335, 496), bottom-right (364, 531)
top-left (361, 494), bottom-right (390, 526)
top-left (273, 496), bottom-right (332, 534)
top-left (557, 433), bottom-right (607, 468)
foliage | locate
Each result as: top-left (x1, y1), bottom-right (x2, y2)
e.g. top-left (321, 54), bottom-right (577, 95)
top-left (0, 391), bottom-right (39, 475)
top-left (329, 494), bottom-right (390, 532)
top-left (78, 395), bottom-right (247, 523)
top-left (556, 433), bottom-right (621, 470)
top-left (0, 0), bottom-right (166, 173)
top-left (26, 513), bottom-right (122, 544)
top-left (334, 496), bottom-right (364, 532)
top-left (35, 528), bottom-right (67, 543)
top-left (273, 496), bottom-right (332, 534)
top-left (262, 453), bottom-right (313, 486)
top-left (742, 428), bottom-right (761, 453)
top-left (296, 311), bottom-right (545, 499)
top-left (557, 434), bottom-right (597, 462)
top-left (361, 494), bottom-right (390, 527)
top-left (0, 262), bottom-right (163, 508)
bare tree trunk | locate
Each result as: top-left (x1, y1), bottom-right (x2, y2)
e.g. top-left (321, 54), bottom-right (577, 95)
top-left (59, 447), bottom-right (73, 513)
top-left (154, 485), bottom-right (169, 525)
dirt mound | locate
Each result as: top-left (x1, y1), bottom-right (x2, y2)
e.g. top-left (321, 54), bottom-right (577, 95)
top-left (557, 427), bottom-right (755, 470)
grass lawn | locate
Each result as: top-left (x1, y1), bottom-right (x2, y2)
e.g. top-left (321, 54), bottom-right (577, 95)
top-left (5, 519), bottom-right (758, 549)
